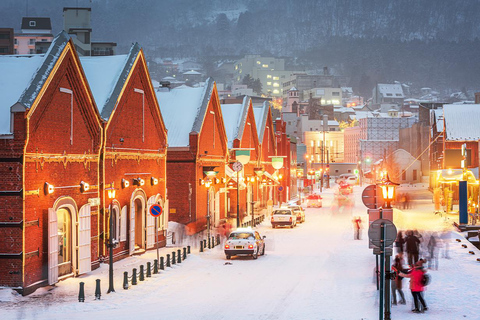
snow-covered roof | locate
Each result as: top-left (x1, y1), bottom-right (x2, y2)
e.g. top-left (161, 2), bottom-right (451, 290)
top-left (443, 104), bottom-right (480, 141)
top-left (80, 53), bottom-right (132, 120)
top-left (289, 86), bottom-right (298, 91)
top-left (221, 96), bottom-right (251, 149)
top-left (253, 104), bottom-right (266, 141)
top-left (156, 78), bottom-right (214, 147)
top-left (377, 84), bottom-right (404, 98)
top-left (0, 31), bottom-right (69, 135)
top-left (183, 70), bottom-right (201, 75)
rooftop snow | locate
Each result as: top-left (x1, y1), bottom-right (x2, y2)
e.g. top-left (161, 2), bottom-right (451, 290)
top-left (253, 106), bottom-right (265, 139)
top-left (0, 55), bottom-right (45, 134)
top-left (377, 84), bottom-right (404, 98)
top-left (221, 103), bottom-right (243, 148)
top-left (156, 85), bottom-right (207, 147)
top-left (443, 104), bottom-right (480, 141)
top-left (80, 55), bottom-right (129, 118)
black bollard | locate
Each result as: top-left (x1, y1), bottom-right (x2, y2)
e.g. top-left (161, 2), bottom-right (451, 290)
top-left (78, 282), bottom-right (85, 302)
top-left (146, 262), bottom-right (152, 277)
top-left (95, 279), bottom-right (101, 300)
top-left (216, 234), bottom-right (220, 245)
top-left (123, 271), bottom-right (129, 289)
top-left (183, 247), bottom-right (187, 260)
top-left (177, 249), bottom-right (182, 263)
top-left (153, 259), bottom-right (158, 274)
top-left (212, 236), bottom-right (215, 247)
top-left (132, 268), bottom-right (137, 285)
top-left (187, 245), bottom-right (191, 254)
top-left (208, 236), bottom-right (211, 249)
top-left (166, 254), bottom-right (171, 267)
top-left (203, 239), bottom-right (207, 248)
top-left (139, 265), bottom-right (145, 281)
top-left (200, 240), bottom-right (204, 252)
top-left (172, 251), bottom-right (176, 265)
top-left (160, 256), bottom-right (165, 270)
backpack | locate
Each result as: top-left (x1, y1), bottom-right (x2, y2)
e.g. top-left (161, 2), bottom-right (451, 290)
top-left (421, 273), bottom-right (431, 286)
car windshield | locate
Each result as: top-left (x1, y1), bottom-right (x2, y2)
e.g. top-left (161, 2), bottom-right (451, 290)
top-left (229, 232), bottom-right (255, 240)
top-left (274, 210), bottom-right (291, 215)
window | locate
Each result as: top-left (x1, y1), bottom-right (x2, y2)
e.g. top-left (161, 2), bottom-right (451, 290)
top-left (413, 170), bottom-right (417, 181)
top-left (402, 171), bottom-right (406, 180)
top-left (273, 76), bottom-right (279, 80)
top-left (332, 92), bottom-right (340, 96)
top-left (396, 94), bottom-right (402, 96)
top-left (267, 75), bottom-right (272, 79)
top-left (257, 61), bottom-right (261, 64)
top-left (29, 49), bottom-right (35, 54)
top-left (29, 39), bottom-right (35, 45)
top-left (335, 170), bottom-right (339, 173)
top-left (14, 38), bottom-right (17, 44)
top-left (273, 89), bottom-right (279, 94)
top-left (267, 82), bottom-right (272, 86)
top-left (29, 20), bottom-right (36, 27)
top-left (0, 47), bottom-right (8, 53)
top-left (14, 49), bottom-right (18, 54)
top-left (288, 121), bottom-right (291, 125)
top-left (386, 93), bottom-right (393, 96)
top-left (273, 83), bottom-right (279, 87)
top-left (262, 64), bottom-right (268, 68)
top-left (348, 169), bottom-right (352, 173)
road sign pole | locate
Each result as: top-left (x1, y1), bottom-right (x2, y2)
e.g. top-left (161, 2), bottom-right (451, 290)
top-left (155, 216), bottom-right (159, 267)
top-left (237, 170), bottom-right (240, 228)
top-left (385, 253), bottom-right (391, 320)
top-left (379, 222), bottom-right (385, 320)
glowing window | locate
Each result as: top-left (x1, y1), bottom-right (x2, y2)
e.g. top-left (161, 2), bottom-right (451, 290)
top-left (267, 75), bottom-right (272, 79)
top-left (267, 82), bottom-right (272, 86)
top-left (273, 89), bottom-right (279, 94)
top-left (262, 64), bottom-right (268, 68)
top-left (257, 61), bottom-right (261, 64)
top-left (273, 76), bottom-right (279, 80)
top-left (273, 83), bottom-right (279, 87)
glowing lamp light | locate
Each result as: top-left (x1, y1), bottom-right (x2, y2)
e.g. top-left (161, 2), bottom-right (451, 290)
top-left (44, 182), bottom-right (54, 195)
top-left (151, 177), bottom-right (159, 186)
top-left (134, 178), bottom-right (145, 186)
top-left (235, 150), bottom-right (251, 165)
top-left (271, 157), bottom-right (284, 170)
top-left (80, 181), bottom-right (89, 192)
top-left (122, 178), bottom-right (130, 188)
top-left (377, 173), bottom-right (399, 209)
top-left (107, 188), bottom-right (116, 199)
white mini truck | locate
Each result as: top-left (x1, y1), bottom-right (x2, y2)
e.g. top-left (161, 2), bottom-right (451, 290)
top-left (271, 207), bottom-right (297, 228)
top-left (224, 228), bottom-right (266, 260)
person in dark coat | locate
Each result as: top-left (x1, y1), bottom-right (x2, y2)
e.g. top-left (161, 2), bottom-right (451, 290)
top-left (391, 254), bottom-right (406, 305)
top-left (395, 231), bottom-right (405, 255)
top-left (405, 230), bottom-right (420, 267)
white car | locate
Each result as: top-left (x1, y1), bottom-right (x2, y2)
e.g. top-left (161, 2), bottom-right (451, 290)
top-left (271, 208), bottom-right (297, 228)
top-left (224, 228), bottom-right (266, 260)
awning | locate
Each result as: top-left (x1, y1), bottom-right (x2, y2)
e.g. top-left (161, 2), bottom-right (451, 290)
top-left (263, 171), bottom-right (280, 185)
top-left (437, 169), bottom-right (477, 184)
top-left (225, 165), bottom-right (246, 190)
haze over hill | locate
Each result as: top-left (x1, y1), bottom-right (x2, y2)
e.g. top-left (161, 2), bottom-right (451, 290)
top-left (2, 0), bottom-right (480, 96)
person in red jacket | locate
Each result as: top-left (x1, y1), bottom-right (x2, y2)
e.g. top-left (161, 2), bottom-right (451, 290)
top-left (399, 259), bottom-right (428, 313)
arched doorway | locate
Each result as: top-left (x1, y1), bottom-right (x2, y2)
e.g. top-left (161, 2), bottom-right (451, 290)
top-left (134, 198), bottom-right (144, 249)
top-left (57, 207), bottom-right (72, 277)
top-left (129, 189), bottom-right (146, 255)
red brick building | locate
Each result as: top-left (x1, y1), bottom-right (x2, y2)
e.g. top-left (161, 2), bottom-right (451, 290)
top-left (81, 43), bottom-right (168, 259)
top-left (221, 97), bottom-right (261, 223)
top-left (157, 79), bottom-right (228, 233)
top-left (0, 32), bottom-right (103, 294)
top-left (253, 102), bottom-right (278, 206)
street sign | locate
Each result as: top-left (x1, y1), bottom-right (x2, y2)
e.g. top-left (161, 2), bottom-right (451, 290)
top-left (368, 218), bottom-right (397, 248)
top-left (232, 161), bottom-right (243, 172)
top-left (150, 204), bottom-right (163, 217)
top-left (361, 184), bottom-right (382, 209)
top-left (278, 186), bottom-right (284, 192)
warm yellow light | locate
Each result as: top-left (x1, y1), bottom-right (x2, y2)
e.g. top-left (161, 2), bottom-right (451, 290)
top-left (151, 177), bottom-right (159, 186)
top-left (448, 168), bottom-right (453, 175)
top-left (44, 182), bottom-right (54, 195)
top-left (108, 189), bottom-right (116, 199)
top-left (122, 179), bottom-right (130, 188)
top-left (80, 181), bottom-right (89, 192)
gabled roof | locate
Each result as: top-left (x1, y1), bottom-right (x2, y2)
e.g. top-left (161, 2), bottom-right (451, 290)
top-left (157, 78), bottom-right (214, 147)
top-left (377, 84), bottom-right (404, 98)
top-left (253, 102), bottom-right (268, 142)
top-left (0, 31), bottom-right (70, 135)
top-left (21, 17), bottom-right (52, 30)
top-left (221, 96), bottom-right (251, 149)
top-left (80, 44), bottom-right (140, 120)
top-left (443, 104), bottom-right (480, 141)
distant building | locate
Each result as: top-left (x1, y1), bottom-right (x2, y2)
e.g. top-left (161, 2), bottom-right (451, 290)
top-left (14, 18), bottom-right (53, 55)
top-left (63, 7), bottom-right (116, 56)
top-left (303, 87), bottom-right (342, 106)
top-left (371, 83), bottom-right (405, 112)
top-left (282, 70), bottom-right (339, 100)
top-left (0, 28), bottom-right (14, 55)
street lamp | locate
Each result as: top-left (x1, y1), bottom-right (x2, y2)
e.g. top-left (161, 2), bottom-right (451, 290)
top-left (234, 150), bottom-right (251, 228)
top-left (106, 184), bottom-right (116, 293)
top-left (378, 174), bottom-right (399, 209)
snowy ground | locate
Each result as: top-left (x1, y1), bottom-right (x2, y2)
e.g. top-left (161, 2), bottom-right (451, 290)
top-left (2, 184), bottom-right (480, 320)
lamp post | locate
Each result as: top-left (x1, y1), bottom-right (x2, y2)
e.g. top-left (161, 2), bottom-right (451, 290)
top-left (106, 184), bottom-right (116, 294)
top-left (234, 150), bottom-right (251, 228)
top-left (203, 170), bottom-right (218, 242)
top-left (378, 174), bottom-right (399, 209)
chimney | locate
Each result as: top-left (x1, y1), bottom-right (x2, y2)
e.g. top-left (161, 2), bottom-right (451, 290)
top-left (475, 92), bottom-right (480, 104)
top-left (323, 67), bottom-right (329, 76)
top-left (158, 81), bottom-right (171, 92)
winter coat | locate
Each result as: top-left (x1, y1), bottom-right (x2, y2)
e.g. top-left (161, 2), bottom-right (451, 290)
top-left (405, 235), bottom-right (420, 254)
top-left (392, 260), bottom-right (405, 289)
top-left (400, 267), bottom-right (425, 292)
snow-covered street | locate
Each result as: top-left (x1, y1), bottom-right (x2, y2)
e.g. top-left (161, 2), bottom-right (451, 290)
top-left (2, 185), bottom-right (480, 320)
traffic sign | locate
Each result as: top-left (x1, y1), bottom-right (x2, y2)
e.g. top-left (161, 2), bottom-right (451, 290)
top-left (150, 204), bottom-right (163, 217)
top-left (232, 161), bottom-right (243, 172)
top-left (362, 184), bottom-right (382, 209)
top-left (278, 186), bottom-right (284, 192)
top-left (368, 218), bottom-right (397, 248)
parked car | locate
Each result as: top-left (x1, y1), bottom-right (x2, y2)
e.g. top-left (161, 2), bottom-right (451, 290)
top-left (271, 208), bottom-right (297, 228)
top-left (338, 181), bottom-right (353, 195)
top-left (224, 228), bottom-right (266, 260)
top-left (305, 194), bottom-right (322, 208)
top-left (288, 205), bottom-right (305, 223)
top-left (336, 173), bottom-right (357, 185)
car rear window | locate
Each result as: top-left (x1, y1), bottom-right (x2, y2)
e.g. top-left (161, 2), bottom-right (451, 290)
top-left (229, 232), bottom-right (255, 240)
top-left (274, 210), bottom-right (292, 215)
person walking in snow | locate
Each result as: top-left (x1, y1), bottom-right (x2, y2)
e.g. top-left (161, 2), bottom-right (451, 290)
top-left (427, 233), bottom-right (438, 270)
top-left (394, 231), bottom-right (405, 255)
top-left (352, 216), bottom-right (362, 240)
top-left (405, 230), bottom-right (420, 267)
top-left (391, 254), bottom-right (406, 305)
top-left (399, 260), bottom-right (428, 313)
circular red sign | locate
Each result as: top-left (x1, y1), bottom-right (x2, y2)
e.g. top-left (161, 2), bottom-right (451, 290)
top-left (150, 205), bottom-right (163, 217)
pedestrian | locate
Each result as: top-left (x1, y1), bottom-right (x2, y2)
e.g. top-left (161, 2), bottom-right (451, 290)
top-left (352, 216), bottom-right (362, 240)
top-left (427, 233), bottom-right (438, 270)
top-left (405, 230), bottom-right (420, 267)
top-left (391, 254), bottom-right (406, 305)
top-left (399, 260), bottom-right (428, 313)
top-left (394, 231), bottom-right (405, 255)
